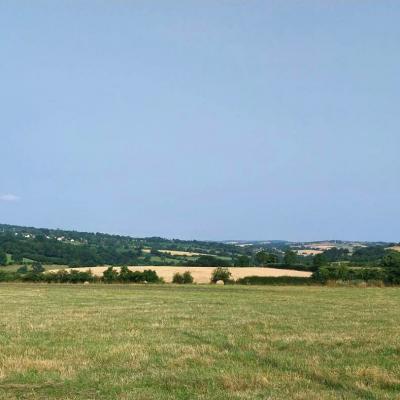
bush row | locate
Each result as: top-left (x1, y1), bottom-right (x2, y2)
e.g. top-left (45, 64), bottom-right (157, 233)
top-left (312, 266), bottom-right (399, 284)
top-left (1, 264), bottom-right (399, 286)
top-left (103, 266), bottom-right (161, 283)
top-left (236, 276), bottom-right (312, 285)
top-left (0, 267), bottom-right (162, 284)
top-left (0, 269), bottom-right (97, 283)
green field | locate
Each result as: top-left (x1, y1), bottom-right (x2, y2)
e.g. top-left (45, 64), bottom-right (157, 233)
top-left (0, 285), bottom-right (399, 399)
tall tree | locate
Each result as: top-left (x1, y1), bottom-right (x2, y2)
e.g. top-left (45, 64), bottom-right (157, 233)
top-left (283, 250), bottom-right (297, 266)
top-left (0, 251), bottom-right (7, 266)
top-left (312, 253), bottom-right (328, 271)
top-left (254, 251), bottom-right (278, 266)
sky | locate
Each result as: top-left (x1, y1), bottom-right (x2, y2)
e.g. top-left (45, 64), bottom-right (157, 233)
top-left (0, 1), bottom-right (399, 242)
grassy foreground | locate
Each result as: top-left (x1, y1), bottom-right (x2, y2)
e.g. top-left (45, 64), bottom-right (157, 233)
top-left (0, 285), bottom-right (399, 399)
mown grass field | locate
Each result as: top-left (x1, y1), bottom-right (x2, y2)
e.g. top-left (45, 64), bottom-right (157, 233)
top-left (0, 284), bottom-right (399, 399)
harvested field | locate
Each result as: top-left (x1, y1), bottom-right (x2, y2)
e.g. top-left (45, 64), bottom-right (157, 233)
top-left (67, 266), bottom-right (311, 283)
top-left (296, 249), bottom-right (323, 256)
top-left (157, 250), bottom-right (208, 257)
top-left (142, 249), bottom-right (207, 256)
top-left (387, 246), bottom-right (400, 252)
top-left (305, 244), bottom-right (335, 251)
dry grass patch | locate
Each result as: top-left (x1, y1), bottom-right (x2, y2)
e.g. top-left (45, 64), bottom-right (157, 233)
top-left (0, 356), bottom-right (77, 380)
top-left (386, 246), bottom-right (400, 252)
top-left (142, 249), bottom-right (208, 257)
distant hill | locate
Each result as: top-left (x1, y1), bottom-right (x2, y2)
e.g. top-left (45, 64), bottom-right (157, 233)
top-left (0, 223), bottom-right (396, 268)
top-left (0, 223), bottom-right (244, 267)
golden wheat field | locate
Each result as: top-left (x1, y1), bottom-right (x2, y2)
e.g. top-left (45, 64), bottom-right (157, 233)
top-left (65, 266), bottom-right (311, 283)
top-left (387, 246), bottom-right (400, 252)
top-left (142, 249), bottom-right (207, 256)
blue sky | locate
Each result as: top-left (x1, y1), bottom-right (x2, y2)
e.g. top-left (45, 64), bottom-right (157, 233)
top-left (1, 1), bottom-right (399, 241)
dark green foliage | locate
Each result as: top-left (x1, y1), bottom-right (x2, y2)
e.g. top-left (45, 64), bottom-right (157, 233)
top-left (380, 251), bottom-right (400, 284)
top-left (194, 255), bottom-right (230, 267)
top-left (351, 246), bottom-right (387, 265)
top-left (0, 224), bottom-right (244, 267)
top-left (172, 272), bottom-right (185, 284)
top-left (182, 271), bottom-right (194, 283)
top-left (150, 248), bottom-right (161, 256)
top-left (103, 266), bottom-right (119, 283)
top-left (119, 265), bottom-right (132, 282)
top-left (0, 266), bottom-right (161, 284)
top-left (0, 251), bottom-right (7, 266)
top-left (0, 270), bottom-right (19, 281)
top-left (312, 266), bottom-right (387, 283)
top-left (237, 276), bottom-right (312, 285)
top-left (254, 251), bottom-right (278, 266)
top-left (312, 252), bottom-right (400, 285)
top-left (283, 250), bottom-right (297, 266)
top-left (258, 263), bottom-right (313, 272)
top-left (102, 267), bottom-right (161, 283)
top-left (322, 247), bottom-right (349, 262)
top-left (32, 262), bottom-right (45, 273)
top-left (43, 269), bottom-right (96, 283)
top-left (172, 271), bottom-right (194, 284)
top-left (312, 253), bottom-right (328, 271)
top-left (211, 267), bottom-right (232, 283)
top-left (234, 255), bottom-right (251, 267)
top-left (16, 265), bottom-right (28, 274)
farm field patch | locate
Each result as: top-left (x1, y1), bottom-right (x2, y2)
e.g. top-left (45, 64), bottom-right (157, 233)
top-left (0, 285), bottom-right (399, 399)
top-left (67, 266), bottom-right (311, 283)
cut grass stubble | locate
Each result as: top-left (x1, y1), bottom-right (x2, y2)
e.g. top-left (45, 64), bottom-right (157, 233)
top-left (0, 284), bottom-right (399, 399)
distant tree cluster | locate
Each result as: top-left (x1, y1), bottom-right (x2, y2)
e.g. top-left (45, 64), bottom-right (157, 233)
top-left (0, 224), bottom-right (249, 267)
top-left (312, 251), bottom-right (400, 284)
top-left (350, 246), bottom-right (387, 265)
top-left (0, 232), bottom-right (141, 267)
top-left (254, 251), bottom-right (279, 265)
top-left (192, 255), bottom-right (231, 267)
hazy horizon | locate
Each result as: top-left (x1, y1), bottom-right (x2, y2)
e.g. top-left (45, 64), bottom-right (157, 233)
top-left (1, 1), bottom-right (399, 242)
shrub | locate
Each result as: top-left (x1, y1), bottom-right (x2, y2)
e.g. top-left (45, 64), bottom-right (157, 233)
top-left (40, 269), bottom-right (96, 283)
top-left (32, 262), bottom-right (45, 273)
top-left (119, 266), bottom-right (131, 282)
top-left (172, 271), bottom-right (194, 284)
top-left (102, 267), bottom-right (161, 283)
top-left (211, 267), bottom-right (231, 283)
top-left (141, 269), bottom-right (160, 283)
top-left (0, 270), bottom-right (19, 282)
top-left (22, 271), bottom-right (45, 282)
top-left (16, 265), bottom-right (28, 274)
top-left (172, 272), bottom-right (184, 284)
top-left (103, 266), bottom-right (119, 283)
top-left (236, 276), bottom-right (312, 285)
top-left (182, 271), bottom-right (194, 284)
